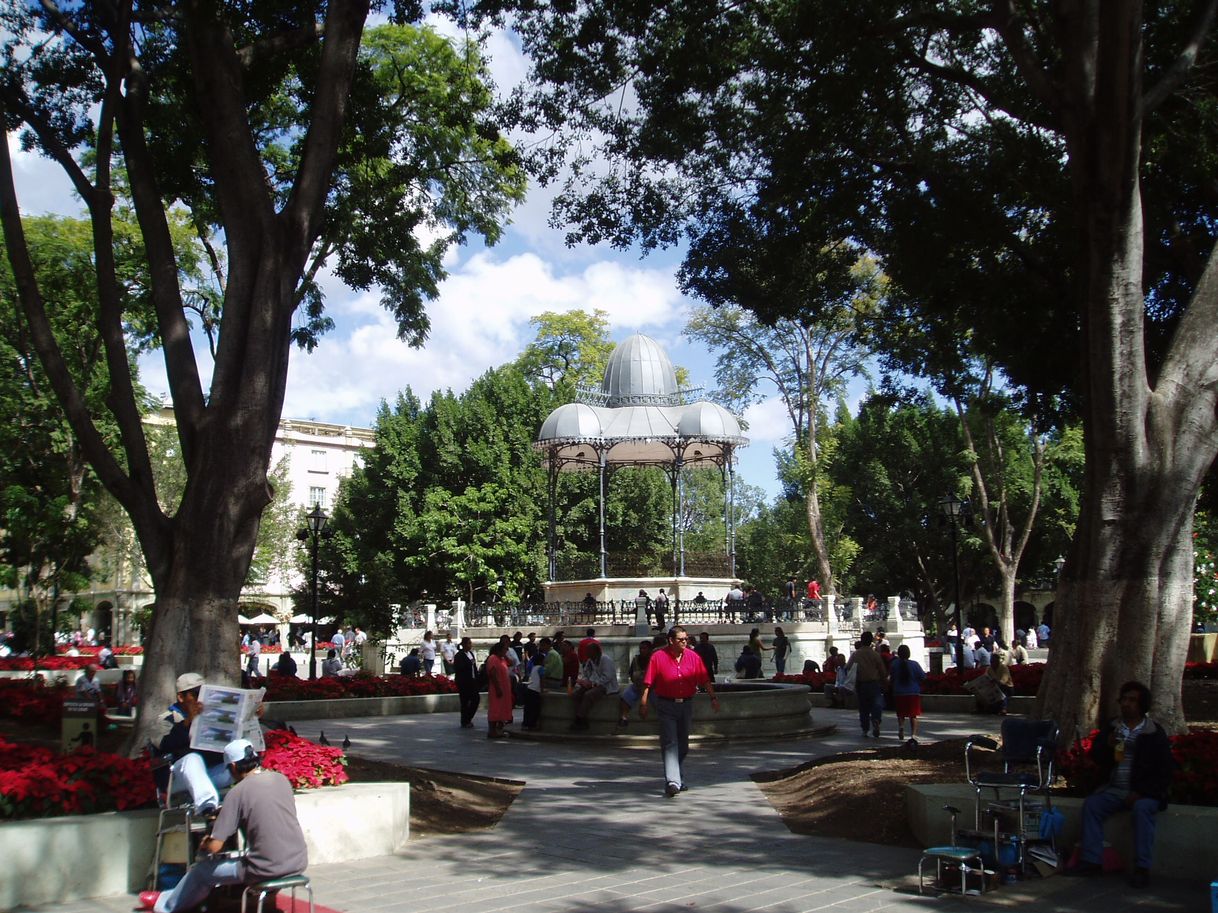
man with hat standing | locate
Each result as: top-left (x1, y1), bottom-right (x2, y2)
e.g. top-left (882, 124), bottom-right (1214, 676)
top-left (141, 739), bottom-right (308, 913)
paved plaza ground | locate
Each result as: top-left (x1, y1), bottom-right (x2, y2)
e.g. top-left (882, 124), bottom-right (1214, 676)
top-left (45, 706), bottom-right (1204, 913)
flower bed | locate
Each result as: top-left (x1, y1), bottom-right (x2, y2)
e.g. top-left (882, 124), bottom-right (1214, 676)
top-left (1057, 727), bottom-right (1218, 807)
top-left (0, 656), bottom-right (94, 671)
top-left (0, 738), bottom-right (156, 819)
top-left (54, 646), bottom-right (143, 656)
top-left (262, 671), bottom-right (457, 701)
top-left (773, 663), bottom-right (1047, 695)
top-left (242, 644), bottom-right (283, 654)
top-left (0, 679), bottom-right (73, 722)
top-left (0, 729), bottom-right (346, 820)
top-left (262, 728), bottom-right (348, 788)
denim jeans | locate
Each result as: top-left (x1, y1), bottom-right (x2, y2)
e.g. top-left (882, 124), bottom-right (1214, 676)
top-left (154, 856), bottom-right (245, 913)
top-left (856, 680), bottom-right (883, 733)
top-left (169, 752), bottom-right (232, 811)
top-left (1082, 788), bottom-right (1159, 868)
top-left (654, 695), bottom-right (694, 787)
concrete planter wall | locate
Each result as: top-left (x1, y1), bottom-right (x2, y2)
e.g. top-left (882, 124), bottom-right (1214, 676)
top-left (0, 782), bottom-right (409, 912)
top-left (905, 782), bottom-right (1214, 882)
top-left (262, 691), bottom-right (459, 720)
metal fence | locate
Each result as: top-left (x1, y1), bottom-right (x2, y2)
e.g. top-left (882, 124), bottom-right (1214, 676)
top-left (459, 596), bottom-right (920, 630)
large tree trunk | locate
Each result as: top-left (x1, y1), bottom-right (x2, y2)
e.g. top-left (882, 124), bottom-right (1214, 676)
top-left (1036, 3), bottom-right (1218, 737)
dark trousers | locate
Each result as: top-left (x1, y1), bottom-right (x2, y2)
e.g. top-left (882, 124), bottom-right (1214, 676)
top-left (856, 680), bottom-right (883, 732)
top-left (522, 689), bottom-right (542, 728)
top-left (459, 686), bottom-right (480, 726)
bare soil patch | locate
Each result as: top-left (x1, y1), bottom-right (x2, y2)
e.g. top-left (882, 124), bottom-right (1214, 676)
top-left (755, 679), bottom-right (1218, 847)
top-left (343, 755), bottom-right (522, 837)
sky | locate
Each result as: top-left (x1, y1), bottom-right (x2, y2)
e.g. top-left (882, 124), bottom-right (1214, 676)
top-left (4, 17), bottom-right (855, 503)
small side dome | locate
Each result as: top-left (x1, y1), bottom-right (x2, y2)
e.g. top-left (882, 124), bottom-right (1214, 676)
top-left (538, 402), bottom-right (602, 441)
top-left (677, 401), bottom-right (742, 439)
top-left (601, 333), bottom-right (679, 405)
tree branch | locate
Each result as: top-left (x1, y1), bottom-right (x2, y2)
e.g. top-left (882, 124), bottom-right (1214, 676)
top-left (235, 21), bottom-right (325, 68)
top-left (1143, 0), bottom-right (1218, 113)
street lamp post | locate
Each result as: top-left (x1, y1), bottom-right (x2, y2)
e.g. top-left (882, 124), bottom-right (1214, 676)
top-left (939, 494), bottom-right (969, 670)
top-left (296, 505), bottom-right (331, 680)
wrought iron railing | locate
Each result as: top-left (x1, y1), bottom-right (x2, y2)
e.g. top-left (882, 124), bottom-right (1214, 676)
top-left (457, 596), bottom-right (921, 630)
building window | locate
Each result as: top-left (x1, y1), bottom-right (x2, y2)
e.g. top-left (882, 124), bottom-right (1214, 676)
top-left (310, 449), bottom-right (327, 473)
top-left (308, 487), bottom-right (327, 509)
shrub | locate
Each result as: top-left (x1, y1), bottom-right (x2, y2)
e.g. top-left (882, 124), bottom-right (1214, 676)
top-left (263, 672), bottom-right (457, 701)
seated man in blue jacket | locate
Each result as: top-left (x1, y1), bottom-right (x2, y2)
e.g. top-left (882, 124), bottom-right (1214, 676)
top-left (1068, 680), bottom-right (1175, 888)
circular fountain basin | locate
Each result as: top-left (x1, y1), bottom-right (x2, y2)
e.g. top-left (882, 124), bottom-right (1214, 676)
top-left (534, 680), bottom-right (815, 740)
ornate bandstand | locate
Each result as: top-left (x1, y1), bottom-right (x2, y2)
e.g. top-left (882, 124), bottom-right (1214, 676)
top-left (535, 333), bottom-right (748, 603)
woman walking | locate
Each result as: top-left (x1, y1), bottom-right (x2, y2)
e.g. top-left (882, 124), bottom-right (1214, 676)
top-left (891, 644), bottom-right (926, 745)
top-left (486, 641), bottom-right (513, 739)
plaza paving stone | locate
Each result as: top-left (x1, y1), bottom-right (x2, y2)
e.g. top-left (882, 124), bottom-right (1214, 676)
top-left (35, 705), bottom-right (1205, 913)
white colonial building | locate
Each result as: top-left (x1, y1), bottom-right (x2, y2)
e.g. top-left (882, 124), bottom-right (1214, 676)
top-left (0, 410), bottom-right (374, 644)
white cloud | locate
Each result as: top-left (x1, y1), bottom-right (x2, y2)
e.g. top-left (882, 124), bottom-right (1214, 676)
top-left (6, 133), bottom-right (81, 217)
top-left (741, 396), bottom-right (791, 445)
top-left (275, 251), bottom-right (689, 424)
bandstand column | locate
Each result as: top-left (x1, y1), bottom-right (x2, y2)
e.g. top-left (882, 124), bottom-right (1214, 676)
top-left (598, 449), bottom-right (607, 578)
top-left (727, 455), bottom-right (737, 576)
top-left (676, 456), bottom-right (686, 576)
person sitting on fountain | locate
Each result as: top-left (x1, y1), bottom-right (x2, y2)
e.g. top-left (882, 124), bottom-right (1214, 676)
top-left (570, 643), bottom-right (619, 730)
top-left (734, 645), bottom-right (762, 679)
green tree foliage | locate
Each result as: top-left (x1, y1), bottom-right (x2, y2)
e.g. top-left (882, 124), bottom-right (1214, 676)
top-left (685, 274), bottom-right (876, 593)
top-left (0, 3), bottom-right (525, 744)
top-left (516, 308), bottom-right (615, 393)
top-left (0, 216), bottom-right (145, 651)
top-left (316, 366), bottom-right (551, 633)
top-left (481, 0), bottom-right (1218, 733)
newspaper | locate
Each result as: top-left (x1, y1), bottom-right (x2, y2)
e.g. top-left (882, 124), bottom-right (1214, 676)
top-left (189, 684), bottom-right (266, 753)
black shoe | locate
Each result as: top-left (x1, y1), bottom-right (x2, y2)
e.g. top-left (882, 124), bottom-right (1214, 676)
top-left (1065, 861), bottom-right (1103, 877)
top-left (664, 782), bottom-right (680, 798)
top-left (678, 783), bottom-right (688, 792)
top-left (1129, 867), bottom-right (1149, 889)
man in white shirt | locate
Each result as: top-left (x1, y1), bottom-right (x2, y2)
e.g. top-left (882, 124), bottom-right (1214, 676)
top-left (440, 632), bottom-right (458, 676)
top-left (570, 643), bottom-right (619, 730)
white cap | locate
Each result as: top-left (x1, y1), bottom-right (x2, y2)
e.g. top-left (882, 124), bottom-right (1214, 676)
top-left (223, 739), bottom-right (256, 765)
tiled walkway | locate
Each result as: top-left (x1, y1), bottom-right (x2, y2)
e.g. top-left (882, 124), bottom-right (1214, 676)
top-left (47, 707), bottom-right (1203, 913)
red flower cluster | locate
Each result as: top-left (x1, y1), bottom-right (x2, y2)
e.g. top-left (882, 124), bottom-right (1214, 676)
top-left (263, 672), bottom-right (457, 702)
top-left (1058, 727), bottom-right (1218, 807)
top-left (0, 656), bottom-right (94, 671)
top-left (0, 738), bottom-right (156, 819)
top-left (772, 671), bottom-right (836, 688)
top-left (54, 645), bottom-right (143, 656)
top-left (0, 679), bottom-right (72, 723)
top-left (241, 645), bottom-right (283, 654)
top-left (262, 729), bottom-right (348, 788)
top-left (774, 663), bottom-right (1046, 696)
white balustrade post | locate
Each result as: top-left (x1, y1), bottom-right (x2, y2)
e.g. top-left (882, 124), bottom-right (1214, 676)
top-left (850, 597), bottom-right (863, 625)
top-left (823, 594), bottom-right (838, 632)
top-left (453, 599), bottom-right (466, 636)
top-left (887, 596), bottom-right (903, 634)
top-left (425, 603), bottom-right (437, 633)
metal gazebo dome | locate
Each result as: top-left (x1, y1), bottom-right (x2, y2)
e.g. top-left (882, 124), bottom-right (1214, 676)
top-left (535, 333), bottom-right (748, 580)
